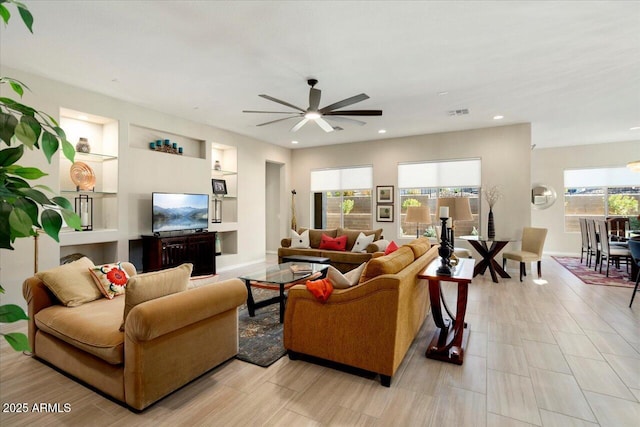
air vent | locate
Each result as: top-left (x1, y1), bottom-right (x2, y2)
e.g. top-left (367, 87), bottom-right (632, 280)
top-left (448, 109), bottom-right (469, 116)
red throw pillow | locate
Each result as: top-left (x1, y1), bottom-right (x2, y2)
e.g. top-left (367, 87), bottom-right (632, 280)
top-left (306, 278), bottom-right (333, 302)
top-left (319, 234), bottom-right (348, 251)
top-left (384, 241), bottom-right (399, 255)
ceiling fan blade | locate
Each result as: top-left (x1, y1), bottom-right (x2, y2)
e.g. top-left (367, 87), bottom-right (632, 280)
top-left (259, 94), bottom-right (306, 113)
top-left (291, 118), bottom-right (309, 132)
top-left (309, 88), bottom-right (321, 110)
top-left (315, 117), bottom-right (335, 133)
top-left (243, 110), bottom-right (301, 114)
top-left (319, 93), bottom-right (369, 113)
top-left (323, 116), bottom-right (366, 126)
top-left (257, 116), bottom-right (299, 127)
top-left (324, 110), bottom-right (382, 116)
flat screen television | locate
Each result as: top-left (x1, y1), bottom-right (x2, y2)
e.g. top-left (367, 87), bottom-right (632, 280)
top-left (152, 192), bottom-right (209, 233)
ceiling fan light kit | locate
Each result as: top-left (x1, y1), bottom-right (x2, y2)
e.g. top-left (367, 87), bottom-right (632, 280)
top-left (243, 78), bottom-right (382, 133)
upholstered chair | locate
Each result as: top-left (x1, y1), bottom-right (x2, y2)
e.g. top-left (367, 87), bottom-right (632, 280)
top-left (596, 220), bottom-right (631, 278)
top-left (502, 227), bottom-right (548, 282)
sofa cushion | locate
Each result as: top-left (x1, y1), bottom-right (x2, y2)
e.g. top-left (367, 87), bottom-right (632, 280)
top-left (337, 228), bottom-right (382, 251)
top-left (351, 232), bottom-right (375, 253)
top-left (36, 257), bottom-right (102, 307)
top-left (406, 237), bottom-right (432, 259)
top-left (34, 297), bottom-right (126, 364)
top-left (319, 234), bottom-right (348, 251)
top-left (359, 246), bottom-right (415, 283)
top-left (121, 263), bottom-right (192, 331)
top-left (290, 229), bottom-right (310, 249)
top-left (298, 228), bottom-right (338, 248)
top-left (89, 262), bottom-right (130, 299)
top-left (326, 263), bottom-right (366, 289)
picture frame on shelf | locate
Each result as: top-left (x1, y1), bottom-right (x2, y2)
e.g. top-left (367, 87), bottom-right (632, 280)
top-left (376, 185), bottom-right (394, 203)
top-left (211, 178), bottom-right (228, 195)
top-left (376, 204), bottom-right (394, 222)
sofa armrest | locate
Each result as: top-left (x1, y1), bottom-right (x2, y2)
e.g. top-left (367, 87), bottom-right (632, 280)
top-left (22, 276), bottom-right (58, 350)
top-left (126, 278), bottom-right (247, 342)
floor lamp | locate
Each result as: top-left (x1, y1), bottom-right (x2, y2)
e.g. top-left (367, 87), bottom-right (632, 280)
top-left (435, 197), bottom-right (473, 241)
top-left (405, 206), bottom-right (432, 238)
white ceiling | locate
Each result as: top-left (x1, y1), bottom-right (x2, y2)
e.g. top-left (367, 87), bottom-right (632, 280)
top-left (1, 1), bottom-right (639, 150)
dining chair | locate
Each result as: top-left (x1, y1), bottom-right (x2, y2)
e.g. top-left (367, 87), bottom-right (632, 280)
top-left (586, 219), bottom-right (600, 270)
top-left (628, 238), bottom-right (640, 307)
top-left (502, 227), bottom-right (548, 282)
top-left (596, 220), bottom-right (631, 277)
top-left (607, 217), bottom-right (630, 241)
top-left (579, 217), bottom-right (590, 264)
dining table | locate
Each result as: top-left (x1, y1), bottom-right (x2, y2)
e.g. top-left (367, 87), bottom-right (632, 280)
top-left (459, 235), bottom-right (515, 283)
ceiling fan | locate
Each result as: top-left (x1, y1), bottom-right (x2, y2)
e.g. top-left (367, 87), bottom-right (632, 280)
top-left (243, 79), bottom-right (382, 133)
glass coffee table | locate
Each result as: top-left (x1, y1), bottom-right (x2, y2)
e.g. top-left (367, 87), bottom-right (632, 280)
top-left (239, 262), bottom-right (329, 323)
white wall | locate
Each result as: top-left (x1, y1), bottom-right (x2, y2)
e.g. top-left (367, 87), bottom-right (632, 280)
top-left (0, 66), bottom-right (291, 309)
top-left (291, 124), bottom-right (532, 249)
top-left (531, 140), bottom-right (640, 255)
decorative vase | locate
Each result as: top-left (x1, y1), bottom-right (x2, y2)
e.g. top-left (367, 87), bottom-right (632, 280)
top-left (291, 189), bottom-right (297, 231)
top-left (488, 207), bottom-right (495, 239)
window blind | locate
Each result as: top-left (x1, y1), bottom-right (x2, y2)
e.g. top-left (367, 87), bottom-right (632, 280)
top-left (310, 166), bottom-right (373, 191)
top-left (398, 159), bottom-right (481, 188)
top-left (564, 167), bottom-right (640, 187)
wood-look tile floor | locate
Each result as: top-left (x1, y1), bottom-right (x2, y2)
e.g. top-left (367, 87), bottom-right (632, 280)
top-left (1, 255), bottom-right (638, 426)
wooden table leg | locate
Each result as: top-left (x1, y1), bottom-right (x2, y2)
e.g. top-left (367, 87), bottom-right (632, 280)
top-left (244, 279), bottom-right (256, 317)
top-left (468, 240), bottom-right (511, 283)
top-left (426, 279), bottom-right (469, 364)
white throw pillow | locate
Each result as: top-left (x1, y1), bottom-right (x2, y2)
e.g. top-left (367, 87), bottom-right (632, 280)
top-left (290, 229), bottom-right (310, 249)
top-left (351, 232), bottom-right (375, 253)
top-left (326, 263), bottom-right (366, 289)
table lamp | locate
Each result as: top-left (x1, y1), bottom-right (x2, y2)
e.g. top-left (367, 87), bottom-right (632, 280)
top-left (435, 197), bottom-right (473, 240)
top-left (405, 205), bottom-right (432, 238)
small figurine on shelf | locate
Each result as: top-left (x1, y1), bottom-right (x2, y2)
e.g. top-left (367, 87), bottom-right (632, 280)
top-left (76, 137), bottom-right (90, 153)
top-left (214, 160), bottom-right (222, 171)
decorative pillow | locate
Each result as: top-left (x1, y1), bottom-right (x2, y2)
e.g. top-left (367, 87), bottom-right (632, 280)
top-left (290, 229), bottom-right (310, 249)
top-left (384, 241), bottom-right (399, 255)
top-left (89, 262), bottom-right (130, 299)
top-left (121, 263), bottom-right (192, 331)
top-left (326, 263), bottom-right (366, 289)
top-left (306, 278), bottom-right (333, 302)
top-left (36, 257), bottom-right (101, 307)
top-left (319, 234), bottom-right (348, 251)
top-left (351, 232), bottom-right (375, 253)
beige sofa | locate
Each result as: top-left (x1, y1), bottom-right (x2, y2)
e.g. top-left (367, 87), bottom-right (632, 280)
top-left (23, 260), bottom-right (247, 410)
top-left (283, 237), bottom-right (438, 386)
top-left (278, 227), bottom-right (385, 273)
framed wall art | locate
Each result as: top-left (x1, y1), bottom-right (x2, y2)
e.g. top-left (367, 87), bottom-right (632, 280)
top-left (376, 204), bottom-right (394, 222)
top-left (376, 185), bottom-right (394, 204)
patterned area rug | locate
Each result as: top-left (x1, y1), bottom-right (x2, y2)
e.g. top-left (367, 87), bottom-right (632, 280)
top-left (236, 287), bottom-right (286, 367)
top-left (190, 276), bottom-right (286, 367)
top-left (553, 256), bottom-right (634, 288)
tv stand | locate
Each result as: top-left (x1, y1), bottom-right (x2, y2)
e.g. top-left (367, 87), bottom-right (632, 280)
top-left (142, 231), bottom-right (217, 276)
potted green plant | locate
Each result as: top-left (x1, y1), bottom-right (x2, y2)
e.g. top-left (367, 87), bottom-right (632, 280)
top-left (1, 1), bottom-right (81, 351)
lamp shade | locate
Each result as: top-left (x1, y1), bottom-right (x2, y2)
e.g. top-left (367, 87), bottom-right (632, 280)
top-left (436, 197), bottom-right (473, 221)
top-left (405, 205), bottom-right (432, 224)
top-left (628, 160), bottom-right (640, 173)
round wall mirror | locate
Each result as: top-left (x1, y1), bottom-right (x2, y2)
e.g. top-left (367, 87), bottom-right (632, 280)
top-left (531, 184), bottom-right (557, 210)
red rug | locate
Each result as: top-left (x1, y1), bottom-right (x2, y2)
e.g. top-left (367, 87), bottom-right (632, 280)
top-left (553, 257), bottom-right (634, 288)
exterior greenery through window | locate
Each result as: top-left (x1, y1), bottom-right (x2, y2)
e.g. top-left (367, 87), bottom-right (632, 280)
top-left (310, 166), bottom-right (373, 229)
top-left (564, 167), bottom-right (640, 232)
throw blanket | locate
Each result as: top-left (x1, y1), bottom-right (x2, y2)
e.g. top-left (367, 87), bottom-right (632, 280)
top-left (306, 278), bottom-right (333, 303)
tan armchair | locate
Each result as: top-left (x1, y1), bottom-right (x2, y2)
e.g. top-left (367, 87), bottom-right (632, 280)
top-left (502, 227), bottom-right (548, 281)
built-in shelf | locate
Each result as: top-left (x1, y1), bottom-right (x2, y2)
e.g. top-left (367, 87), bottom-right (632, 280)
top-left (74, 152), bottom-right (117, 162)
top-left (60, 229), bottom-right (119, 246)
top-left (61, 190), bottom-right (118, 196)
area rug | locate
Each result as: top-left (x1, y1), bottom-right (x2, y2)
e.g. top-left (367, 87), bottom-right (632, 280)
top-left (236, 287), bottom-right (286, 367)
top-left (553, 256), bottom-right (634, 288)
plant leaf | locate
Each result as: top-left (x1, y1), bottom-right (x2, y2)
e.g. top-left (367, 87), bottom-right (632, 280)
top-left (0, 304), bottom-right (29, 323)
top-left (3, 332), bottom-right (31, 352)
top-left (8, 206), bottom-right (33, 237)
top-left (60, 208), bottom-right (81, 231)
top-left (12, 167), bottom-right (47, 180)
top-left (41, 209), bottom-right (62, 242)
top-left (14, 122), bottom-right (36, 147)
top-left (20, 115), bottom-right (41, 142)
top-left (0, 201), bottom-right (13, 249)
top-left (52, 196), bottom-right (73, 210)
top-left (9, 80), bottom-right (23, 97)
top-left (0, 145), bottom-right (24, 166)
top-left (41, 131), bottom-right (58, 163)
top-left (18, 188), bottom-right (52, 205)
top-left (17, 3), bottom-right (33, 33)
top-left (0, 4), bottom-right (10, 25)
top-left (0, 112), bottom-right (18, 145)
top-left (61, 138), bottom-right (75, 163)
top-left (14, 196), bottom-right (39, 227)
top-left (33, 184), bottom-right (55, 193)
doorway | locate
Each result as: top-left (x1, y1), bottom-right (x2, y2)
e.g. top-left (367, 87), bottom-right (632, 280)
top-left (265, 162), bottom-right (283, 253)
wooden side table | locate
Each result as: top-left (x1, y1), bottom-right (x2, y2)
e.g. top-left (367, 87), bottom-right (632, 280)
top-left (418, 257), bottom-right (475, 365)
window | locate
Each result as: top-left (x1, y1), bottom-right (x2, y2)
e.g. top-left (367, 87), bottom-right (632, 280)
top-left (311, 166), bottom-right (373, 229)
top-left (564, 167), bottom-right (640, 232)
top-left (398, 159), bottom-right (481, 237)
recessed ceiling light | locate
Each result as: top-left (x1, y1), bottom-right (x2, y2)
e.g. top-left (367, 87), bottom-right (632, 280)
top-left (378, 129), bottom-right (386, 134)
top-left (437, 91), bottom-right (449, 96)
top-left (630, 126), bottom-right (640, 131)
top-left (291, 140), bottom-right (299, 144)
top-left (493, 115), bottom-right (504, 120)
top-left (78, 115), bottom-right (88, 120)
